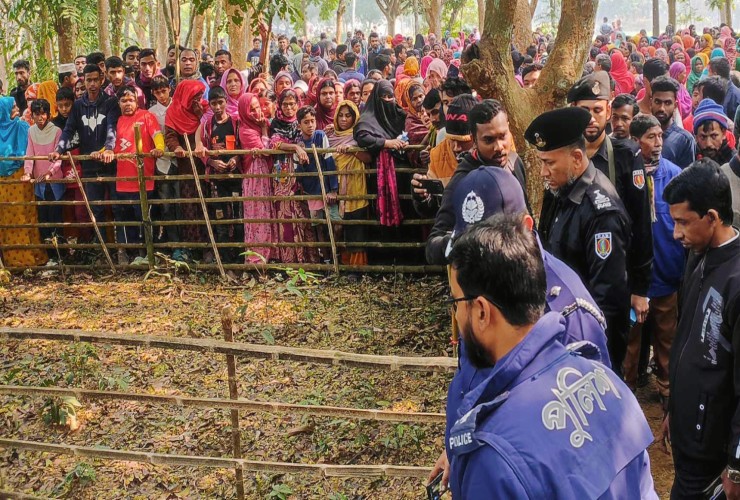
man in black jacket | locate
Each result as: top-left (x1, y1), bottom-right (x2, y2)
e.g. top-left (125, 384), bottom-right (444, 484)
top-left (424, 99), bottom-right (528, 264)
top-left (660, 159), bottom-right (740, 499)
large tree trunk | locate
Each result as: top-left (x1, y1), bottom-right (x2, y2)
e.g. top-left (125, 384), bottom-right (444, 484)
top-left (156, 0), bottom-right (168, 58)
top-left (652, 0), bottom-right (659, 38)
top-left (336, 0), bottom-right (346, 46)
top-left (227, 3), bottom-right (247, 66)
top-left (384, 11), bottom-right (396, 35)
top-left (422, 0), bottom-right (442, 37)
top-left (56, 12), bottom-right (77, 63)
top-left (134, 0), bottom-right (147, 47)
top-left (462, 0), bottom-right (598, 209)
top-left (376, 0), bottom-right (401, 36)
top-left (110, 0), bottom-right (124, 55)
top-left (302, 0), bottom-right (309, 38)
top-left (512, 0), bottom-right (534, 53)
top-left (98, 0), bottom-right (112, 55)
top-left (477, 0), bottom-right (485, 30)
top-left (726, 1), bottom-right (733, 28)
top-left (667, 0), bottom-right (676, 29)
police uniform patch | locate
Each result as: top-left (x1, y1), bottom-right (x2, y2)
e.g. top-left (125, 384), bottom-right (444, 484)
top-left (462, 191), bottom-right (485, 224)
top-left (594, 232), bottom-right (612, 260)
top-left (592, 189), bottom-right (612, 210)
top-left (632, 169), bottom-right (645, 189)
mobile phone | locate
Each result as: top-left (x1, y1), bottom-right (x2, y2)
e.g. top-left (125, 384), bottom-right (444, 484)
top-left (426, 471), bottom-right (443, 500)
top-left (420, 178), bottom-right (445, 196)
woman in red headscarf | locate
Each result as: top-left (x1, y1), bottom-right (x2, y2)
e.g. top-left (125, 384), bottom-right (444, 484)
top-left (610, 52), bottom-right (635, 95)
top-left (164, 80), bottom-right (208, 256)
top-left (314, 77), bottom-right (338, 132)
top-left (237, 93), bottom-right (278, 263)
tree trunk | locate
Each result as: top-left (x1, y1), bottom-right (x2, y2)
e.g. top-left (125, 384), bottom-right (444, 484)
top-left (98, 0), bottom-right (112, 55)
top-left (336, 0), bottom-right (347, 45)
top-left (134, 0), bottom-right (147, 48)
top-left (448, 7), bottom-right (461, 33)
top-left (110, 0), bottom-right (124, 55)
top-left (462, 0), bottom-right (598, 209)
top-left (56, 12), bottom-right (77, 63)
top-left (726, 0), bottom-right (733, 28)
top-left (512, 0), bottom-right (534, 53)
top-left (226, 3), bottom-right (247, 66)
top-left (211, 1), bottom-right (223, 53)
top-left (302, 0), bottom-right (309, 38)
top-left (156, 0), bottom-right (168, 58)
top-left (422, 0), bottom-right (442, 37)
top-left (667, 0), bottom-right (676, 29)
top-left (652, 0), bottom-right (659, 38)
top-left (384, 11), bottom-right (396, 35)
top-left (477, 0), bottom-right (485, 31)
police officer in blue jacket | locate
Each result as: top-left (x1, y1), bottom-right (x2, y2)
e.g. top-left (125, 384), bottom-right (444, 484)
top-left (445, 213), bottom-right (657, 498)
top-left (429, 166), bottom-right (611, 488)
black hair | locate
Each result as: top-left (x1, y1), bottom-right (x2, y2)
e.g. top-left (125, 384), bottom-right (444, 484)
top-left (612, 93), bottom-right (639, 116)
top-left (105, 56), bottom-right (124, 70)
top-left (297, 105), bottom-right (316, 121)
top-left (344, 52), bottom-right (357, 68)
top-left (86, 52), bottom-right (106, 66)
top-left (208, 85), bottom-right (227, 101)
top-left (115, 85), bottom-right (138, 100)
top-left (448, 213), bottom-right (546, 326)
top-left (374, 54), bottom-right (391, 71)
top-left (696, 76), bottom-right (727, 104)
top-left (589, 47), bottom-right (600, 60)
top-left (270, 54), bottom-right (290, 77)
top-left (336, 44), bottom-right (348, 57)
top-left (709, 56), bottom-right (731, 79)
top-left (56, 86), bottom-right (75, 102)
top-left (422, 88), bottom-right (441, 109)
top-left (180, 48), bottom-right (197, 58)
top-left (521, 63), bottom-right (544, 79)
top-left (367, 69), bottom-right (383, 79)
top-left (83, 64), bottom-right (103, 76)
top-left (12, 59), bottom-right (30, 71)
top-left (469, 99), bottom-right (507, 138)
top-left (151, 75), bottom-right (170, 91)
top-left (526, 45), bottom-right (537, 58)
top-left (632, 61), bottom-right (644, 75)
top-left (139, 48), bottom-right (157, 60)
top-left (699, 119), bottom-right (727, 132)
top-left (663, 158), bottom-right (733, 225)
top-left (215, 49), bottom-right (232, 61)
top-left (394, 44), bottom-right (406, 57)
top-left (650, 75), bottom-right (680, 96)
top-left (30, 98), bottom-right (51, 116)
top-left (200, 62), bottom-right (215, 78)
top-left (440, 76), bottom-right (472, 97)
top-left (369, 32), bottom-right (379, 40)
top-left (122, 45), bottom-right (141, 59)
top-left (643, 58), bottom-right (668, 82)
top-left (595, 53), bottom-right (612, 72)
top-left (629, 113), bottom-right (661, 138)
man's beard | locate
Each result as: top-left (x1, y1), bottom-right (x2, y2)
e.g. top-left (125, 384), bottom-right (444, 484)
top-left (584, 125), bottom-right (604, 143)
top-left (461, 321), bottom-right (494, 369)
top-left (655, 113), bottom-right (671, 127)
top-left (547, 171), bottom-right (579, 195)
top-left (699, 145), bottom-right (720, 160)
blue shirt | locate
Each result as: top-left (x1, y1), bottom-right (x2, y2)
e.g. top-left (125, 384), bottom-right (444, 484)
top-left (662, 122), bottom-right (696, 169)
top-left (648, 157), bottom-right (686, 297)
top-left (338, 70), bottom-right (366, 83)
top-left (448, 312), bottom-right (657, 499)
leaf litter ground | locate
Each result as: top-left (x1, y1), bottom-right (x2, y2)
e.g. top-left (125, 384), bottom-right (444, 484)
top-left (0, 271), bottom-right (674, 498)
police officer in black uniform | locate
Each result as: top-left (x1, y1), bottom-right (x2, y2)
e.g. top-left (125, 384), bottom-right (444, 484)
top-left (530, 107), bottom-right (632, 375)
top-left (567, 71), bottom-right (653, 336)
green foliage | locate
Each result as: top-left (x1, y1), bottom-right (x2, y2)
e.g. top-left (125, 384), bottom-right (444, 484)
top-left (381, 423), bottom-right (426, 450)
top-left (62, 343), bottom-right (100, 383)
top-left (41, 395), bottom-right (82, 426)
top-left (52, 462), bottom-right (96, 496)
top-left (267, 483), bottom-right (293, 500)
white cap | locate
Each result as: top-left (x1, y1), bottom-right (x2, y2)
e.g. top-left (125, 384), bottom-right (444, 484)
top-left (58, 63), bottom-right (76, 74)
top-left (293, 80), bottom-right (309, 93)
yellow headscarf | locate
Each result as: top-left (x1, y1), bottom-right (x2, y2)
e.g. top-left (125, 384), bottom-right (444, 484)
top-left (701, 34), bottom-right (714, 56)
top-left (330, 99), bottom-right (367, 214)
top-left (404, 56), bottom-right (420, 77)
top-left (36, 80), bottom-right (59, 119)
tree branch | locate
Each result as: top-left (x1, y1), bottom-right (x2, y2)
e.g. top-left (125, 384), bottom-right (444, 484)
top-left (530, 0), bottom-right (538, 17)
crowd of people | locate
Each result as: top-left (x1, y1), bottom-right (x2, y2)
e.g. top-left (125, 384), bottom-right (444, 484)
top-left (0, 29), bottom-right (480, 270)
top-left (3, 15), bottom-right (740, 499)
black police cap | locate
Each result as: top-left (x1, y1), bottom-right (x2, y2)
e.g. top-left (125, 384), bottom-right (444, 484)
top-left (524, 107), bottom-right (592, 152)
top-left (566, 71), bottom-right (611, 103)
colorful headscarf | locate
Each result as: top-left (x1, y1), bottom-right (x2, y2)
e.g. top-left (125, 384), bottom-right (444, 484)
top-left (165, 80), bottom-right (206, 134)
top-left (220, 68), bottom-right (245, 117)
top-left (724, 37), bottom-right (737, 68)
top-left (314, 77), bottom-right (337, 130)
top-left (687, 55), bottom-right (704, 95)
top-left (682, 34), bottom-right (695, 50)
top-left (343, 79), bottom-right (362, 107)
top-left (0, 96), bottom-right (29, 177)
top-left (701, 34), bottom-right (714, 56)
top-left (670, 62), bottom-right (692, 118)
top-left (404, 56), bottom-right (420, 77)
top-left (427, 58), bottom-right (448, 80)
top-left (610, 52), bottom-right (635, 95)
top-left (420, 55), bottom-right (433, 78)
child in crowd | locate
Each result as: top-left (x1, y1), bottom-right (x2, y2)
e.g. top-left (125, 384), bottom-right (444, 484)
top-left (21, 99), bottom-right (63, 262)
top-left (148, 75), bottom-right (180, 248)
top-left (294, 105), bottom-right (338, 262)
top-left (196, 86), bottom-right (243, 263)
top-left (103, 85), bottom-right (164, 265)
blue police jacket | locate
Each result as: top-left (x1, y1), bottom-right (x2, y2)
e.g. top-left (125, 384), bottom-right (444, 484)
top-left (448, 312), bottom-right (657, 499)
top-left (445, 236), bottom-right (610, 446)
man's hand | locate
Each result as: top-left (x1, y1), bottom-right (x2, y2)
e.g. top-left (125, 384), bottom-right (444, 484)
top-left (427, 450), bottom-right (450, 492)
top-left (101, 149), bottom-right (115, 163)
top-left (151, 148), bottom-right (164, 159)
top-left (723, 469), bottom-right (740, 500)
top-left (295, 146), bottom-right (309, 164)
top-left (411, 173), bottom-right (430, 200)
top-left (48, 151), bottom-right (61, 162)
top-left (326, 192), bottom-right (338, 205)
top-left (420, 147), bottom-right (431, 166)
top-left (174, 146), bottom-right (186, 158)
top-left (212, 160), bottom-right (228, 172)
top-left (631, 295), bottom-right (649, 324)
top-left (658, 413), bottom-right (671, 455)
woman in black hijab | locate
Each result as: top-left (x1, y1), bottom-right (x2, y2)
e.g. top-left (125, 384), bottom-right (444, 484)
top-left (414, 34), bottom-right (425, 51)
top-left (354, 79), bottom-right (407, 153)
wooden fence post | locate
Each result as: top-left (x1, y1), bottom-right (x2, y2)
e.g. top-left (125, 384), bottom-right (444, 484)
top-left (221, 306), bottom-right (245, 500)
top-left (311, 145), bottom-right (339, 274)
top-left (133, 125), bottom-right (155, 269)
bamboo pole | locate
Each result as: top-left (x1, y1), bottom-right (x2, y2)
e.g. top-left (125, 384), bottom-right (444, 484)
top-left (311, 145), bottom-right (339, 274)
top-left (134, 125), bottom-right (155, 269)
top-left (66, 153), bottom-right (116, 273)
top-left (221, 307), bottom-right (245, 500)
top-left (5, 262), bottom-right (446, 273)
top-left (182, 134), bottom-right (226, 279)
top-left (0, 327), bottom-right (457, 371)
top-left (0, 385), bottom-right (446, 423)
top-left (0, 218), bottom-right (435, 229)
top-left (0, 438), bottom-right (432, 478)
